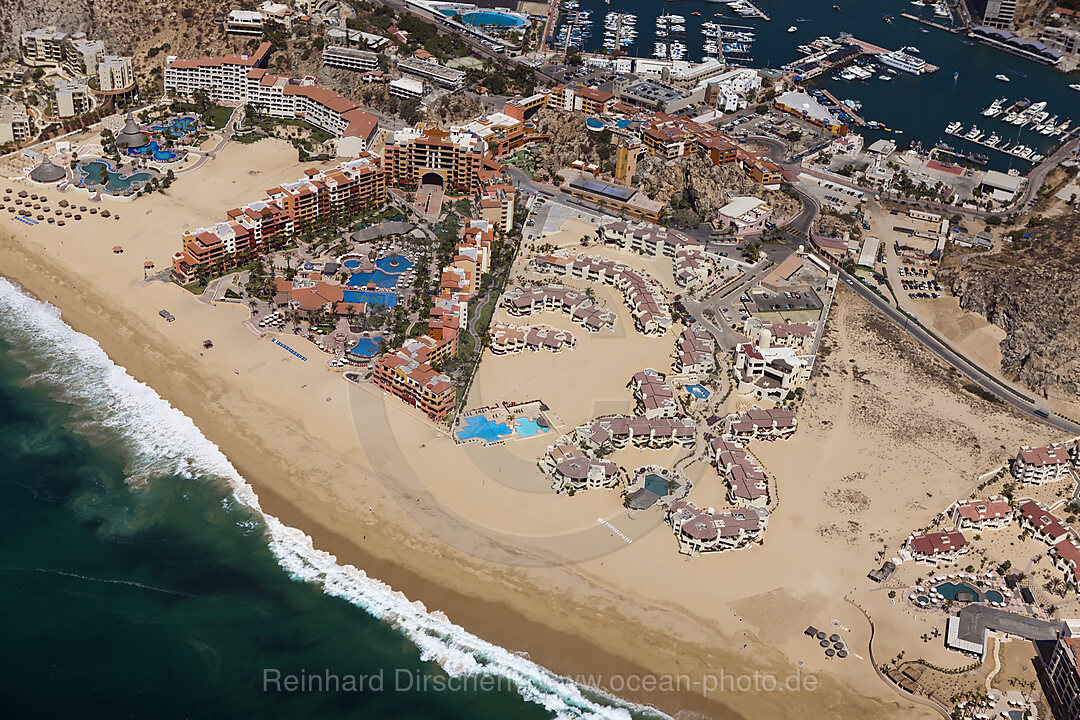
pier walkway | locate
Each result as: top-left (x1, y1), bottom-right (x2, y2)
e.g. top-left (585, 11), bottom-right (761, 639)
top-left (819, 89), bottom-right (866, 127)
top-left (845, 37), bottom-right (940, 72)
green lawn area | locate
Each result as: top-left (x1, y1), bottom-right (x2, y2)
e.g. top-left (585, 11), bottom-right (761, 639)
top-left (474, 294), bottom-right (498, 333)
top-left (204, 105), bottom-right (233, 130)
top-left (457, 331), bottom-right (476, 360)
top-left (408, 321), bottom-right (429, 337)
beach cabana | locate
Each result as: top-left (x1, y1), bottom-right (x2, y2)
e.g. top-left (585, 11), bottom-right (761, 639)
top-left (112, 246), bottom-right (123, 254)
top-left (29, 155), bottom-right (66, 184)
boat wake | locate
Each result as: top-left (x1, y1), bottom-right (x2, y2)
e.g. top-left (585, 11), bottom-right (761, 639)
top-left (0, 277), bottom-right (666, 720)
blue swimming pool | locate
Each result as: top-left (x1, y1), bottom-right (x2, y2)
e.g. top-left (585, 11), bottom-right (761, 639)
top-left (685, 384), bottom-right (711, 399)
top-left (514, 417), bottom-right (548, 437)
top-left (375, 254), bottom-right (414, 274)
top-left (347, 336), bottom-right (382, 358)
top-left (347, 270), bottom-right (398, 289)
top-left (149, 116), bottom-right (198, 138)
top-left (342, 290), bottom-right (397, 307)
top-left (126, 140), bottom-right (180, 162)
top-left (984, 589), bottom-right (1004, 604)
top-left (439, 9), bottom-right (528, 27)
top-left (936, 582), bottom-right (980, 602)
top-left (75, 160), bottom-right (154, 193)
top-left (343, 259), bottom-right (361, 269)
top-left (644, 473), bottom-right (676, 497)
top-left (456, 415), bottom-right (513, 443)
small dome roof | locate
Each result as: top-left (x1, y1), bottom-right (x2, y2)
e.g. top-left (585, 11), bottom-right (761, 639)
top-left (29, 154), bottom-right (66, 183)
top-left (114, 113), bottom-right (149, 148)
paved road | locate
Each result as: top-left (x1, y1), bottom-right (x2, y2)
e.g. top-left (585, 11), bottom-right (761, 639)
top-left (819, 254), bottom-right (1080, 434)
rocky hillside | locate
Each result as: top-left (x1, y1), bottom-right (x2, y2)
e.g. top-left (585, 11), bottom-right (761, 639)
top-left (937, 214), bottom-right (1080, 404)
top-left (636, 152), bottom-right (801, 229)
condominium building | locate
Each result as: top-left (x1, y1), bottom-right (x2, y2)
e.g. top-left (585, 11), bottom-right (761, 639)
top-left (322, 46), bottom-right (379, 73)
top-left (489, 324), bottom-right (575, 355)
top-left (542, 441), bottom-right (620, 493)
top-left (733, 342), bottom-right (812, 402)
top-left (396, 57), bottom-right (466, 90)
top-left (532, 253), bottom-right (671, 336)
top-left (576, 415), bottom-right (697, 451)
top-left (977, 0), bottom-right (1018, 29)
top-left (171, 156), bottom-right (386, 281)
top-left (0, 101), bottom-right (32, 145)
top-left (1017, 500), bottom-right (1070, 544)
top-left (708, 438), bottom-right (770, 507)
top-left (1040, 26), bottom-right (1080, 55)
top-left (545, 83), bottom-right (616, 116)
top-left (1012, 443), bottom-right (1073, 484)
top-left (667, 501), bottom-right (768, 555)
top-left (68, 36), bottom-right (106, 73)
top-left (630, 368), bottom-right (677, 419)
top-left (949, 498), bottom-right (1012, 531)
top-left (389, 76), bottom-right (425, 100)
top-left (97, 55), bottom-right (134, 92)
top-left (905, 530), bottom-right (969, 564)
top-left (20, 28), bottom-right (68, 65)
top-left (1043, 619), bottom-right (1080, 720)
top-left (373, 336), bottom-right (456, 422)
top-left (1054, 540), bottom-right (1080, 590)
top-left (165, 46), bottom-right (380, 156)
top-left (50, 80), bottom-right (91, 118)
top-left (742, 318), bottom-right (815, 354)
top-left (382, 124), bottom-right (499, 193)
top-left (674, 324), bottom-right (715, 377)
top-left (224, 10), bottom-right (267, 36)
top-left (724, 408), bottom-right (798, 441)
top-left (501, 285), bottom-right (617, 333)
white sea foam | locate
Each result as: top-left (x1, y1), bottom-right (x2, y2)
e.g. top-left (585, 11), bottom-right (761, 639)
top-left (0, 278), bottom-right (667, 720)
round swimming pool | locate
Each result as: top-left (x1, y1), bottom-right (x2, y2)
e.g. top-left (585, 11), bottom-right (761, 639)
top-left (342, 259), bottom-right (361, 269)
top-left (441, 9), bottom-right (528, 27)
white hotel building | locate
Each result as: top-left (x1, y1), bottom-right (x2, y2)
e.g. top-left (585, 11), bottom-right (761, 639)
top-left (164, 43), bottom-right (379, 156)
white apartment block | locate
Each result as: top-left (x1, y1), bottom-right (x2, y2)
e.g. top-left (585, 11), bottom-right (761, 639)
top-left (396, 57), bottom-right (466, 90)
top-left (21, 28), bottom-right (67, 65)
top-left (733, 342), bottom-right (812, 403)
top-left (322, 46), bottom-right (379, 73)
top-left (68, 36), bottom-right (106, 73)
top-left (949, 497), bottom-right (1012, 531)
top-left (0, 102), bottom-right (32, 145)
top-left (224, 10), bottom-right (266, 36)
top-left (742, 317), bottom-right (815, 354)
top-left (1013, 443), bottom-right (1073, 484)
top-left (51, 81), bottom-right (91, 118)
top-left (165, 44), bottom-right (379, 157)
top-left (97, 56), bottom-right (134, 92)
top-left (389, 76), bottom-right (425, 100)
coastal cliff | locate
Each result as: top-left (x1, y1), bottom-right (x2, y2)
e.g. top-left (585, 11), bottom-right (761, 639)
top-left (937, 215), bottom-right (1080, 403)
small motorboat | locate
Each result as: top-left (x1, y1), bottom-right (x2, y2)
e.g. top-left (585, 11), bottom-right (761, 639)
top-left (788, 26), bottom-right (797, 32)
top-left (995, 74), bottom-right (1010, 81)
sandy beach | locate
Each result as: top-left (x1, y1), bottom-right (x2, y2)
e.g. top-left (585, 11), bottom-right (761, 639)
top-left (1, 136), bottom-right (1067, 719)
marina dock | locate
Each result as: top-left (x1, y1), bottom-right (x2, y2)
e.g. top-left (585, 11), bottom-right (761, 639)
top-left (943, 125), bottom-right (1043, 163)
top-left (819, 88), bottom-right (867, 127)
top-left (845, 37), bottom-right (940, 72)
top-left (899, 12), bottom-right (959, 33)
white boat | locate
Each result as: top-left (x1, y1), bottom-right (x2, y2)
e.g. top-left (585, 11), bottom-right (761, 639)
top-left (788, 26), bottom-right (797, 32)
top-left (981, 97), bottom-right (1006, 117)
top-left (995, 74), bottom-right (1010, 81)
top-left (945, 121), bottom-right (962, 134)
top-left (1071, 84), bottom-right (1080, 91)
top-left (879, 75), bottom-right (892, 81)
top-left (879, 50), bottom-right (925, 74)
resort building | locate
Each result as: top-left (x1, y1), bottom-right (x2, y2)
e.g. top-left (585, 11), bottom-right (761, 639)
top-left (501, 286), bottom-right (616, 333)
top-left (532, 253), bottom-right (671, 336)
top-left (165, 46), bottom-right (380, 156)
top-left (475, 177), bottom-right (516, 234)
top-left (724, 408), bottom-right (798, 441)
top-left (0, 101), bottom-right (32, 145)
top-left (383, 124), bottom-right (502, 194)
top-left (630, 369), bottom-right (677, 419)
top-left (97, 55), bottom-right (135, 92)
top-left (321, 46), bottom-right (379, 73)
top-left (68, 36), bottom-right (106, 74)
top-left (667, 501), bottom-right (769, 555)
top-left (224, 10), bottom-right (268, 36)
top-left (1012, 444), bottom-right (1073, 484)
top-left (905, 530), bottom-right (969, 564)
top-left (741, 318), bottom-right (816, 354)
top-left (733, 342), bottom-right (812, 402)
top-left (708, 438), bottom-right (769, 508)
top-left (164, 43), bottom-right (272, 104)
top-left (50, 80), bottom-right (91, 118)
top-left (1017, 500), bottom-right (1070, 545)
top-left (489, 324), bottom-right (575, 355)
top-left (1043, 620), bottom-right (1080, 720)
top-left (575, 415), bottom-right (696, 452)
top-left (949, 498), bottom-right (1012, 531)
top-left (597, 218), bottom-right (699, 258)
top-left (20, 28), bottom-right (68, 65)
top-left (545, 83), bottom-right (617, 116)
top-left (172, 156), bottom-right (386, 281)
top-left (396, 57), bottom-right (466, 91)
top-left (389, 77), bottom-right (425, 100)
top-left (1054, 540), bottom-right (1080, 590)
top-left (373, 336), bottom-right (456, 422)
top-left (674, 324), bottom-right (715, 377)
top-left (541, 441), bottom-right (621, 493)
